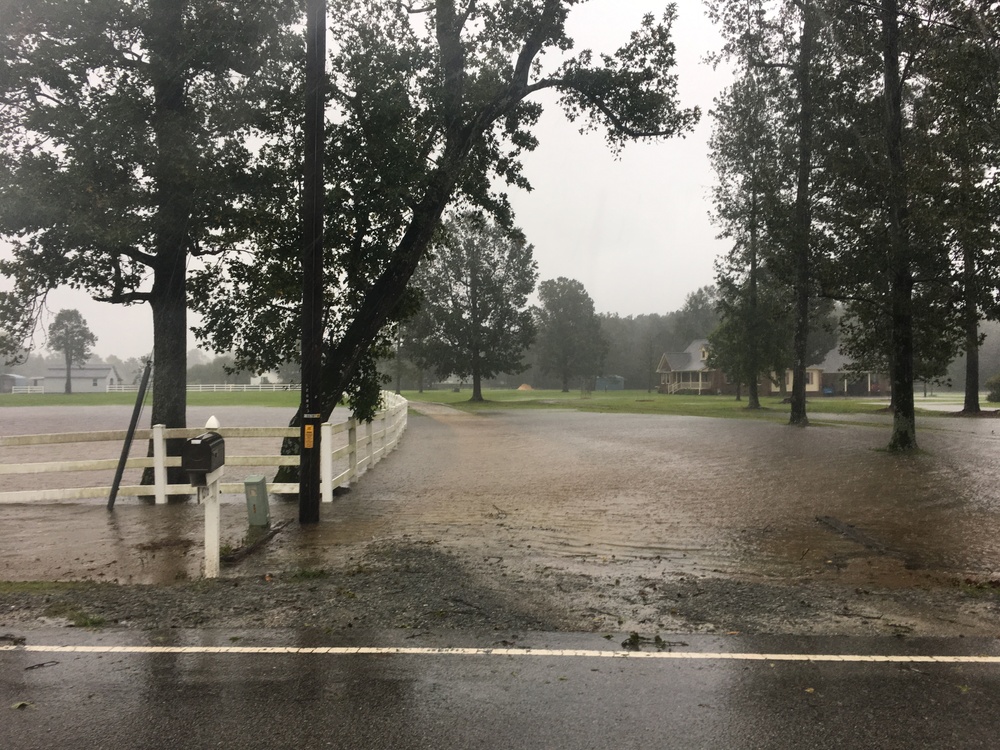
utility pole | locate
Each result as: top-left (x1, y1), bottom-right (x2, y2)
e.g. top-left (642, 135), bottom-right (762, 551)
top-left (300, 0), bottom-right (326, 523)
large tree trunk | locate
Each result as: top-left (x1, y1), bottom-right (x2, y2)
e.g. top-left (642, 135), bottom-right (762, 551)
top-left (789, 1), bottom-right (815, 427)
top-left (747, 192), bottom-right (761, 411)
top-left (881, 0), bottom-right (917, 451)
top-left (63, 351), bottom-right (72, 394)
top-left (145, 0), bottom-right (191, 485)
top-left (964, 323), bottom-right (980, 413)
top-left (471, 352), bottom-right (484, 402)
top-left (962, 222), bottom-right (981, 414)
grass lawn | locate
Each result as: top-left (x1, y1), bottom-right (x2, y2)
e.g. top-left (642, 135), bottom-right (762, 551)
top-left (400, 387), bottom-right (901, 421)
top-left (1, 387), bottom-right (982, 422)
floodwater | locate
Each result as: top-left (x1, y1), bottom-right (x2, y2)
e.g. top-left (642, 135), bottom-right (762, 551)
top-left (2, 402), bottom-right (1000, 587)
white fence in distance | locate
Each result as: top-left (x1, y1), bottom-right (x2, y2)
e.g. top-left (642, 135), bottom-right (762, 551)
top-left (0, 392), bottom-right (408, 504)
top-left (10, 383), bottom-right (302, 394)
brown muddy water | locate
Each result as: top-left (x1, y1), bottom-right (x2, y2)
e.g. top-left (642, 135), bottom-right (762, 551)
top-left (2, 403), bottom-right (1000, 588)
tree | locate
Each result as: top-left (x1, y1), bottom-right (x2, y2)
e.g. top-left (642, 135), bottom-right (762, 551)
top-left (412, 214), bottom-right (537, 402)
top-left (186, 354), bottom-right (253, 385)
top-left (0, 0), bottom-right (300, 477)
top-left (534, 278), bottom-right (607, 392)
top-left (47, 309), bottom-right (96, 394)
top-left (911, 2), bottom-right (1000, 413)
top-left (707, 32), bottom-right (789, 409)
top-left (104, 355), bottom-right (147, 386)
top-left (708, 269), bottom-right (791, 406)
top-left (598, 313), bottom-right (681, 391)
top-left (189, 1), bottom-right (700, 429)
top-left (814, 0), bottom-right (996, 447)
top-left (707, 0), bottom-right (823, 425)
top-left (674, 286), bottom-right (721, 345)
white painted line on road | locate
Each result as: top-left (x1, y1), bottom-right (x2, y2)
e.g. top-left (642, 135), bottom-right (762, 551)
top-left (2, 644), bottom-right (999, 663)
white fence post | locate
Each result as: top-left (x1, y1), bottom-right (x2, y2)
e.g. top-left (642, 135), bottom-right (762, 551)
top-left (202, 475), bottom-right (222, 578)
top-left (348, 418), bottom-right (358, 484)
top-left (152, 424), bottom-right (167, 505)
top-left (321, 422), bottom-right (333, 503)
top-left (373, 413), bottom-right (384, 466)
top-left (364, 420), bottom-right (373, 474)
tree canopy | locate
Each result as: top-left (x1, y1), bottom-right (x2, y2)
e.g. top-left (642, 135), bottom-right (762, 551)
top-left (533, 277), bottom-right (607, 392)
top-left (706, 0), bottom-right (1000, 448)
top-left (0, 0), bottom-right (301, 471)
top-left (47, 308), bottom-right (96, 394)
top-left (187, 0), bottom-right (700, 423)
top-left (410, 213), bottom-right (537, 402)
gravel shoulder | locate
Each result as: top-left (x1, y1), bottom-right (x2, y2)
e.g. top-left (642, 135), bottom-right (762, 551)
top-left (3, 537), bottom-right (998, 640)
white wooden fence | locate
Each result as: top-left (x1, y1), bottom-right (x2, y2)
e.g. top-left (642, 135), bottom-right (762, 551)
top-left (12, 383), bottom-right (301, 394)
top-left (0, 392), bottom-right (408, 504)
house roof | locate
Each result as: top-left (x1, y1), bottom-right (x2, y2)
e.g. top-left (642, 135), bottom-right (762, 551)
top-left (816, 348), bottom-right (855, 374)
top-left (45, 364), bottom-right (121, 380)
top-left (657, 339), bottom-right (712, 374)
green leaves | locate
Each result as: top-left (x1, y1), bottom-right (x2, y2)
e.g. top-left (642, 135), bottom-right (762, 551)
top-left (408, 212), bottom-right (537, 395)
top-left (534, 277), bottom-right (606, 391)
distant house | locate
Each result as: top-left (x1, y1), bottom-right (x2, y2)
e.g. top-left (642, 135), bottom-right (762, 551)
top-left (1, 373), bottom-right (28, 394)
top-left (657, 339), bottom-right (882, 397)
top-left (816, 349), bottom-right (886, 396)
top-left (44, 364), bottom-right (123, 394)
top-left (656, 340), bottom-right (726, 395)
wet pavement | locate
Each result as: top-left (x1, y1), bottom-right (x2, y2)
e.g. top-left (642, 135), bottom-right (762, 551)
top-left (4, 628), bottom-right (1000, 749)
top-left (2, 403), bottom-right (1000, 590)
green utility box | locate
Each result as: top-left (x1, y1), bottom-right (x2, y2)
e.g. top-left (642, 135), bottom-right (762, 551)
top-left (244, 475), bottom-right (270, 528)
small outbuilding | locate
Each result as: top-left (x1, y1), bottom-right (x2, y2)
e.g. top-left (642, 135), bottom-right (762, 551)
top-left (44, 364), bottom-right (123, 394)
top-left (1, 373), bottom-right (28, 394)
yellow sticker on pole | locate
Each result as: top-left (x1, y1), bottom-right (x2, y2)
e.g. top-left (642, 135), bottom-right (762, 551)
top-left (304, 424), bottom-right (314, 449)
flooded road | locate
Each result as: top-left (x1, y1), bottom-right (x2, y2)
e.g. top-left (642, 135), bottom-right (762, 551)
top-left (2, 403), bottom-right (1000, 594)
top-left (300, 406), bottom-right (1000, 590)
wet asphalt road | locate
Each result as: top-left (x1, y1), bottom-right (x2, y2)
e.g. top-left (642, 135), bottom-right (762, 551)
top-left (4, 629), bottom-right (1000, 749)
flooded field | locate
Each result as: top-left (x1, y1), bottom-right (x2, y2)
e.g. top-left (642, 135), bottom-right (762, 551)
top-left (279, 404), bottom-right (1000, 591)
top-left (2, 403), bottom-right (1000, 595)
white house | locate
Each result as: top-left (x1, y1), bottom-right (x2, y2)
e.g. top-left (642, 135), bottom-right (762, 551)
top-left (44, 364), bottom-right (123, 393)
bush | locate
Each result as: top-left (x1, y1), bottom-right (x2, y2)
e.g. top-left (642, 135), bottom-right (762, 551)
top-left (986, 373), bottom-right (1000, 403)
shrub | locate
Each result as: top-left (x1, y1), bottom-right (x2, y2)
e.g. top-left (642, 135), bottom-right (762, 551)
top-left (986, 373), bottom-right (1000, 403)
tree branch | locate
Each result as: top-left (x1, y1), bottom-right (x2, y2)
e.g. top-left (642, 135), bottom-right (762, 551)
top-left (120, 246), bottom-right (156, 266)
top-left (524, 77), bottom-right (689, 139)
top-left (93, 290), bottom-right (152, 304)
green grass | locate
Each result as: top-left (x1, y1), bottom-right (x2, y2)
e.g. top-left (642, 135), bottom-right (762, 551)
top-left (2, 386), bottom-right (976, 422)
top-left (0, 581), bottom-right (83, 593)
top-left (41, 601), bottom-right (106, 628)
top-left (401, 388), bottom-right (899, 421)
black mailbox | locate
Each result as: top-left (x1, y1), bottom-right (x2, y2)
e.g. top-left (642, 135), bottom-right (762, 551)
top-left (183, 432), bottom-right (225, 486)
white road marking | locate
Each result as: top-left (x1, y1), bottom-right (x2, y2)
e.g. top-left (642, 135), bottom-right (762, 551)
top-left (1, 644), bottom-right (999, 663)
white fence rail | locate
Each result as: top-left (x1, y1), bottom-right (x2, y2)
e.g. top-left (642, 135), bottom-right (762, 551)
top-left (0, 392), bottom-right (407, 504)
top-left (108, 383), bottom-right (303, 393)
top-left (8, 383), bottom-right (302, 394)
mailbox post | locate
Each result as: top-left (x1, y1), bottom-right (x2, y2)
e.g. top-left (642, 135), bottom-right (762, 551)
top-left (183, 432), bottom-right (225, 578)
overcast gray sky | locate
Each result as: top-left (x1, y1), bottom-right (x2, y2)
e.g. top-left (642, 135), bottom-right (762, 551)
top-left (3, 1), bottom-right (730, 362)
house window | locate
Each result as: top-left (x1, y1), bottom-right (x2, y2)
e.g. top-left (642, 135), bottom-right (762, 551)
top-left (92, 378), bottom-right (98, 387)
top-left (701, 348), bottom-right (708, 360)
